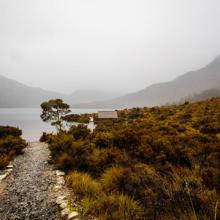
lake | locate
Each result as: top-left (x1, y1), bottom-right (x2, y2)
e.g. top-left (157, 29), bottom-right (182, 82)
top-left (0, 108), bottom-right (103, 141)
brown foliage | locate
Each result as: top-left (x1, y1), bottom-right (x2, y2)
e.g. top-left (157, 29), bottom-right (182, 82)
top-left (0, 126), bottom-right (26, 169)
top-left (47, 97), bottom-right (220, 219)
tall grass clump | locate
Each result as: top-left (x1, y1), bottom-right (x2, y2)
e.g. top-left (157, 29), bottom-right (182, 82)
top-left (82, 193), bottom-right (143, 220)
top-left (67, 171), bottom-right (100, 198)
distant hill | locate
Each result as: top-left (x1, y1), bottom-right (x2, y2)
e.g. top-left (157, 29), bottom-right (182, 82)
top-left (67, 89), bottom-right (122, 104)
top-left (73, 55), bottom-right (220, 108)
top-left (0, 75), bottom-right (63, 107)
top-left (1, 56), bottom-right (220, 108)
top-left (0, 75), bottom-right (121, 107)
top-left (180, 89), bottom-right (220, 103)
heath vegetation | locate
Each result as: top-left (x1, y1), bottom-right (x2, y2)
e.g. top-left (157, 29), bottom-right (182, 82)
top-left (42, 98), bottom-right (220, 220)
top-left (0, 126), bottom-right (26, 169)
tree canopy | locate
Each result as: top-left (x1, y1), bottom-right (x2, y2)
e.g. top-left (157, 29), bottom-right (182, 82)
top-left (40, 99), bottom-right (71, 131)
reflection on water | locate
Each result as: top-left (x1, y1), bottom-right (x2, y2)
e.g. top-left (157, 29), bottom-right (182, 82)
top-left (0, 108), bottom-right (102, 141)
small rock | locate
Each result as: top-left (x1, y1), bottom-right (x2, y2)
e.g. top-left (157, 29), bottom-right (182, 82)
top-left (56, 196), bottom-right (66, 204)
top-left (56, 170), bottom-right (65, 176)
top-left (0, 174), bottom-right (8, 181)
top-left (54, 185), bottom-right (62, 191)
top-left (68, 211), bottom-right (79, 219)
top-left (6, 168), bottom-right (13, 173)
top-left (6, 164), bottom-right (13, 168)
top-left (60, 201), bottom-right (68, 209)
top-left (57, 176), bottom-right (65, 185)
top-left (61, 208), bottom-right (70, 217)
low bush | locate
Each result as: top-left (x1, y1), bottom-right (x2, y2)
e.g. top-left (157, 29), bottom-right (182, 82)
top-left (0, 126), bottom-right (22, 138)
top-left (68, 124), bottom-right (90, 140)
top-left (67, 171), bottom-right (100, 198)
top-left (82, 193), bottom-right (143, 220)
top-left (0, 126), bottom-right (26, 169)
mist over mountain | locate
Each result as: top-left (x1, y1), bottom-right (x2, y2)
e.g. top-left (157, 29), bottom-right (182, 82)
top-left (0, 75), bottom-right (121, 107)
top-left (67, 89), bottom-right (122, 104)
top-left (1, 56), bottom-right (220, 108)
top-left (73, 55), bottom-right (220, 108)
top-left (0, 75), bottom-right (61, 107)
top-left (180, 89), bottom-right (220, 103)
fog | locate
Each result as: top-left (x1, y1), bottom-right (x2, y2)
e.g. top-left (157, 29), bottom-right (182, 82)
top-left (0, 0), bottom-right (220, 94)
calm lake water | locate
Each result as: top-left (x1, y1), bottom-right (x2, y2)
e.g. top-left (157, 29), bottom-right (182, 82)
top-left (0, 108), bottom-right (103, 141)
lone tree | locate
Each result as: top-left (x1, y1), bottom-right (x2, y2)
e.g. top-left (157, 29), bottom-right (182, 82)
top-left (40, 99), bottom-right (71, 132)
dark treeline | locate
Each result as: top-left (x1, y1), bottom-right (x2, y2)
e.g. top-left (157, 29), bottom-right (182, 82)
top-left (42, 97), bottom-right (220, 220)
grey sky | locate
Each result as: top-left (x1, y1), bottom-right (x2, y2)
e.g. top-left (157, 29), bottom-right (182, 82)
top-left (0, 0), bottom-right (220, 94)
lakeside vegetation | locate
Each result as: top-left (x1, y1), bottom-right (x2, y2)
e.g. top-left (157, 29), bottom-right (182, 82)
top-left (42, 97), bottom-right (220, 220)
top-left (0, 126), bottom-right (26, 169)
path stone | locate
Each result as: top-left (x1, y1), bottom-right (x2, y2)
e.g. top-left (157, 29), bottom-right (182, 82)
top-left (61, 208), bottom-right (70, 217)
top-left (68, 211), bottom-right (79, 219)
top-left (0, 142), bottom-right (62, 220)
top-left (56, 195), bottom-right (67, 205)
top-left (0, 174), bottom-right (7, 181)
top-left (56, 170), bottom-right (65, 176)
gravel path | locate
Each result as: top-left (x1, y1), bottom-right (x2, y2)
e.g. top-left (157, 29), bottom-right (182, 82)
top-left (0, 142), bottom-right (61, 220)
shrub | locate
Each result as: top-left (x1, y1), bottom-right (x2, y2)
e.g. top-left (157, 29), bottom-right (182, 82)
top-left (93, 131), bottom-right (114, 148)
top-left (67, 171), bottom-right (100, 198)
top-left (48, 134), bottom-right (74, 158)
top-left (68, 124), bottom-right (90, 140)
top-left (101, 164), bottom-right (156, 199)
top-left (0, 154), bottom-right (12, 169)
top-left (0, 126), bottom-right (26, 169)
top-left (0, 135), bottom-right (25, 155)
top-left (87, 147), bottom-right (130, 177)
top-left (101, 166), bottom-right (128, 194)
top-left (70, 140), bottom-right (93, 171)
top-left (82, 193), bottom-right (143, 220)
top-left (0, 126), bottom-right (22, 138)
top-left (55, 152), bottom-right (74, 171)
top-left (112, 128), bottom-right (141, 149)
top-left (39, 132), bottom-right (51, 142)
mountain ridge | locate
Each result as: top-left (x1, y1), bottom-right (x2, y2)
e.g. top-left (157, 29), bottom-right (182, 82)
top-left (0, 75), bottom-right (121, 107)
top-left (1, 56), bottom-right (220, 108)
top-left (72, 56), bottom-right (220, 108)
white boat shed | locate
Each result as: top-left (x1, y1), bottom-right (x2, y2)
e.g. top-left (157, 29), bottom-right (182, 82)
top-left (98, 111), bottom-right (118, 119)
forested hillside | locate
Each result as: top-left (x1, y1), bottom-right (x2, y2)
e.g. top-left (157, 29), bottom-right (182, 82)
top-left (44, 97), bottom-right (220, 219)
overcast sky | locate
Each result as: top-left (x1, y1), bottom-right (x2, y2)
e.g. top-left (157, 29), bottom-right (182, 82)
top-left (0, 0), bottom-right (220, 94)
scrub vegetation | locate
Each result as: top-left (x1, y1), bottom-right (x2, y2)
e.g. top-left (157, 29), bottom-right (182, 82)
top-left (42, 97), bottom-right (220, 220)
top-left (0, 126), bottom-right (26, 169)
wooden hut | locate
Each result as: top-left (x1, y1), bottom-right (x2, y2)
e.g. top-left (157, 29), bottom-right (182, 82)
top-left (98, 111), bottom-right (118, 119)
